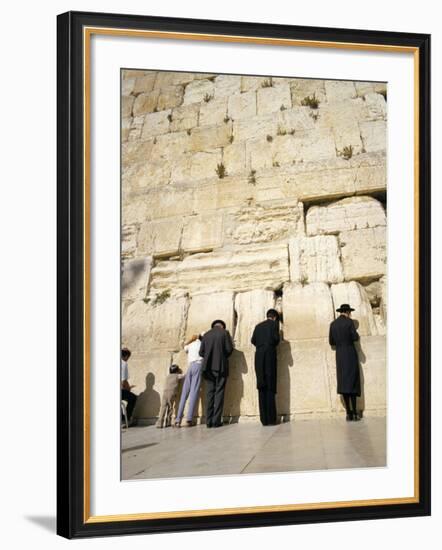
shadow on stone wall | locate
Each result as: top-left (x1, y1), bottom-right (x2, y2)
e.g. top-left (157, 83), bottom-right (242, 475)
top-left (133, 372), bottom-right (161, 422)
top-left (223, 350), bottom-right (248, 422)
top-left (355, 336), bottom-right (367, 416)
top-left (276, 340), bottom-right (294, 421)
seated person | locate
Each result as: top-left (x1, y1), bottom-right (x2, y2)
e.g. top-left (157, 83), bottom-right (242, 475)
top-left (121, 347), bottom-right (137, 426)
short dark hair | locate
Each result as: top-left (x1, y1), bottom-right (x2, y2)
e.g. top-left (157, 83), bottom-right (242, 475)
top-left (211, 319), bottom-right (226, 329)
top-left (169, 364), bottom-right (180, 374)
top-left (121, 348), bottom-right (131, 361)
top-left (266, 309), bottom-right (279, 320)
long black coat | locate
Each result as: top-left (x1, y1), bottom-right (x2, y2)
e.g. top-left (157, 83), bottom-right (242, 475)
top-left (329, 315), bottom-right (361, 396)
top-left (199, 327), bottom-right (234, 378)
top-left (251, 319), bottom-right (280, 393)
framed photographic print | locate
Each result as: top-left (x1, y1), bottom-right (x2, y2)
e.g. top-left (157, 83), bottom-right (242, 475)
top-left (57, 11), bottom-right (431, 538)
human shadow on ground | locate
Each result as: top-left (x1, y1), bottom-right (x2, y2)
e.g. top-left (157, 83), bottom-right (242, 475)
top-left (133, 372), bottom-right (161, 425)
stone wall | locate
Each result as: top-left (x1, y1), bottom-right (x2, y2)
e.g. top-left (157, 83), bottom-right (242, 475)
top-left (121, 70), bottom-right (387, 422)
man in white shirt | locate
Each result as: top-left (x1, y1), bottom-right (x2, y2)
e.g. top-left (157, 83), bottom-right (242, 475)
top-left (175, 334), bottom-right (204, 427)
top-left (121, 347), bottom-right (137, 425)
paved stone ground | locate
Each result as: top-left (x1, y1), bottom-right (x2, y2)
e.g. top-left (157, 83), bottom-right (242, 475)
top-left (121, 416), bottom-right (386, 480)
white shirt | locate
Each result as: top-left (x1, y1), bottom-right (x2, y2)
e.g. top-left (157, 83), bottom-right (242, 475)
top-left (121, 360), bottom-right (129, 382)
top-left (184, 340), bottom-right (202, 364)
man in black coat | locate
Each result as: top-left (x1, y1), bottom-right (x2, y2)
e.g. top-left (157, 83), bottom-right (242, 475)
top-left (329, 303), bottom-right (361, 421)
top-left (199, 320), bottom-right (234, 428)
top-left (251, 309), bottom-right (281, 426)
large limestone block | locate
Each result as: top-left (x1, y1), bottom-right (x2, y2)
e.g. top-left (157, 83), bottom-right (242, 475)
top-left (318, 98), bottom-right (366, 154)
top-left (234, 290), bottom-right (276, 350)
top-left (224, 350), bottom-right (257, 417)
top-left (290, 79), bottom-right (326, 107)
top-left (190, 150), bottom-right (223, 180)
top-left (330, 281), bottom-right (378, 336)
top-left (325, 80), bottom-right (357, 102)
top-left (122, 139), bottom-right (155, 166)
top-left (271, 135), bottom-right (300, 167)
top-left (132, 73), bottom-right (156, 95)
top-left (186, 291), bottom-right (235, 338)
top-left (306, 196), bottom-right (386, 235)
top-left (157, 85), bottom-right (184, 111)
top-left (150, 242), bottom-right (290, 294)
top-left (289, 236), bottom-right (344, 284)
top-left (181, 214), bottom-right (224, 253)
top-left (127, 158), bottom-right (171, 190)
top-left (354, 81), bottom-right (386, 97)
top-left (282, 283), bottom-right (334, 340)
top-left (277, 339), bottom-right (331, 414)
top-left (141, 110), bottom-right (171, 138)
top-left (122, 95), bottom-right (135, 118)
top-left (183, 79), bottom-right (214, 105)
top-left (364, 92), bottom-right (387, 121)
top-left (233, 114), bottom-right (278, 143)
top-left (223, 142), bottom-right (246, 175)
top-left (279, 107), bottom-right (316, 133)
top-left (130, 350), bottom-right (173, 420)
top-left (127, 116), bottom-right (145, 142)
top-left (225, 200), bottom-right (305, 245)
top-left (339, 226), bottom-right (386, 281)
top-left (122, 257), bottom-right (152, 301)
top-left (132, 91), bottom-right (159, 116)
top-left (257, 84), bottom-right (291, 115)
top-left (290, 128), bottom-right (336, 162)
top-left (228, 91), bottom-right (257, 120)
top-left (137, 218), bottom-right (183, 257)
top-left (122, 294), bottom-right (188, 352)
top-left (214, 74), bottom-right (241, 98)
top-left (359, 120), bottom-right (387, 153)
top-left (189, 123), bottom-right (231, 152)
top-left (246, 138), bottom-right (273, 171)
top-left (150, 131), bottom-right (189, 161)
top-left (241, 76), bottom-right (272, 92)
top-left (170, 103), bottom-right (199, 132)
top-left (154, 72), bottom-right (199, 89)
top-left (199, 97), bottom-right (228, 126)
top-left (122, 78), bottom-right (135, 96)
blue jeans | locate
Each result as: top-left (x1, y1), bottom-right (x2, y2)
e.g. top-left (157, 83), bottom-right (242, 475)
top-left (176, 361), bottom-right (203, 422)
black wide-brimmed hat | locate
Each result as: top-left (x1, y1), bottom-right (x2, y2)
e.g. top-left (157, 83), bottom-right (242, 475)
top-left (336, 303), bottom-right (355, 313)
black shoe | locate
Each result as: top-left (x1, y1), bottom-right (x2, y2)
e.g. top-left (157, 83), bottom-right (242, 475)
top-left (212, 422), bottom-right (223, 428)
top-left (206, 423), bottom-right (212, 428)
top-left (352, 412), bottom-right (361, 421)
top-left (346, 413), bottom-right (354, 421)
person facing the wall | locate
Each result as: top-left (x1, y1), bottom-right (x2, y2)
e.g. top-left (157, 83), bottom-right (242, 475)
top-left (156, 364), bottom-right (184, 428)
top-left (174, 334), bottom-right (204, 428)
top-left (199, 320), bottom-right (234, 428)
top-left (251, 309), bottom-right (281, 426)
top-left (121, 347), bottom-right (137, 427)
top-left (329, 303), bottom-right (361, 421)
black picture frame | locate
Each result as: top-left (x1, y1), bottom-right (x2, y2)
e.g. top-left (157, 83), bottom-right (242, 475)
top-left (57, 10), bottom-right (431, 539)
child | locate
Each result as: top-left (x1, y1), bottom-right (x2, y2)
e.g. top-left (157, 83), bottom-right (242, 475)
top-left (156, 364), bottom-right (184, 428)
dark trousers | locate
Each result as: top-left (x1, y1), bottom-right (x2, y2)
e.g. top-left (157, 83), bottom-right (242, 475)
top-left (205, 373), bottom-right (226, 427)
top-left (258, 387), bottom-right (277, 426)
top-left (121, 389), bottom-right (137, 420)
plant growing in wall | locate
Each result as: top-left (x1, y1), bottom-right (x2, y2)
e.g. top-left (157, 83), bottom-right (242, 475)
top-left (215, 163), bottom-right (227, 179)
top-left (266, 134), bottom-right (273, 143)
top-left (151, 289), bottom-right (171, 306)
top-left (203, 93), bottom-right (213, 103)
top-left (261, 79), bottom-right (272, 88)
top-left (340, 145), bottom-right (354, 160)
top-left (248, 169), bottom-right (257, 185)
top-left (301, 93), bottom-right (320, 109)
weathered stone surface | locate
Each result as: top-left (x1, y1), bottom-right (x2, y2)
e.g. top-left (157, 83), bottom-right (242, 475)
top-left (141, 110), bottom-right (171, 138)
top-left (325, 80), bottom-right (357, 102)
top-left (360, 120), bottom-right (387, 153)
top-left (234, 290), bottom-right (276, 350)
top-left (130, 350), bottom-right (172, 419)
top-left (199, 97), bottom-right (228, 126)
top-left (289, 236), bottom-right (344, 284)
top-left (183, 79), bottom-right (214, 105)
top-left (189, 123), bottom-right (232, 151)
top-left (279, 107), bottom-right (316, 133)
top-left (122, 294), bottom-right (188, 352)
top-left (122, 257), bottom-right (152, 301)
top-left (127, 158), bottom-right (171, 190)
top-left (181, 213), bottom-right (224, 253)
top-left (277, 339), bottom-right (331, 414)
top-left (228, 91), bottom-right (256, 120)
top-left (290, 79), bottom-right (326, 107)
top-left (330, 281), bottom-right (378, 336)
top-left (241, 76), bottom-right (272, 92)
top-left (190, 149), bottom-right (222, 180)
top-left (339, 227), bottom-right (386, 281)
top-left (150, 131), bottom-right (189, 161)
top-left (282, 283), bottom-right (334, 340)
top-left (246, 138), bottom-right (274, 170)
top-left (127, 116), bottom-right (145, 142)
top-left (225, 200), bottom-right (304, 245)
top-left (132, 91), bottom-right (159, 116)
top-left (290, 128), bottom-right (336, 162)
top-left (137, 218), bottom-right (183, 257)
top-left (157, 85), bottom-right (184, 111)
top-left (233, 114), bottom-right (278, 142)
top-left (170, 104), bottom-right (199, 132)
top-left (306, 196), bottom-right (386, 235)
top-left (214, 74), bottom-right (241, 98)
top-left (257, 84), bottom-right (291, 115)
top-left (150, 243), bottom-right (289, 294)
top-left (122, 95), bottom-right (135, 118)
top-left (355, 81), bottom-right (387, 98)
top-left (364, 92), bottom-right (387, 121)
top-left (318, 98), bottom-right (366, 154)
top-left (186, 291), bottom-right (235, 338)
top-left (223, 142), bottom-right (246, 175)
top-left (133, 73), bottom-right (156, 95)
top-left (122, 78), bottom-right (135, 96)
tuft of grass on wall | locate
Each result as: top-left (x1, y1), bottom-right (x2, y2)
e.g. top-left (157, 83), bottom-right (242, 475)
top-left (215, 163), bottom-right (227, 179)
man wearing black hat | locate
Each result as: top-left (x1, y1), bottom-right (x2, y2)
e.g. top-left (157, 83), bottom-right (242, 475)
top-left (329, 304), bottom-right (361, 421)
top-left (199, 320), bottom-right (234, 428)
top-left (251, 309), bottom-right (281, 426)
